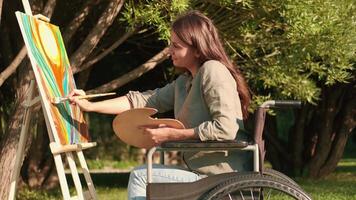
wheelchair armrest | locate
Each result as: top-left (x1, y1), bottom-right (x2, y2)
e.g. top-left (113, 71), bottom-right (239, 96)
top-left (160, 140), bottom-right (249, 150)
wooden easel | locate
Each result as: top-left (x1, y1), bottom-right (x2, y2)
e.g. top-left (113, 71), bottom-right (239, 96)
top-left (9, 1), bottom-right (97, 199)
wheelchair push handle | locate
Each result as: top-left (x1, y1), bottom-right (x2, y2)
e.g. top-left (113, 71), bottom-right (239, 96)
top-left (260, 100), bottom-right (302, 108)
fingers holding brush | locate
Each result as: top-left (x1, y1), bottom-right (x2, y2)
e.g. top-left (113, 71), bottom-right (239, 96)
top-left (69, 89), bottom-right (86, 98)
top-left (56, 90), bottom-right (116, 112)
top-left (68, 89), bottom-right (93, 112)
top-left (68, 89), bottom-right (85, 104)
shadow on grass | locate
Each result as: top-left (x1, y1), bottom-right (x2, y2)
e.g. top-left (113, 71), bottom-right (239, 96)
top-left (335, 165), bottom-right (356, 173)
top-left (66, 172), bottom-right (130, 188)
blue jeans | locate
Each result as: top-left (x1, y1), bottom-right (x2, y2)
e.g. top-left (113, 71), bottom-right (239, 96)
top-left (127, 164), bottom-right (202, 200)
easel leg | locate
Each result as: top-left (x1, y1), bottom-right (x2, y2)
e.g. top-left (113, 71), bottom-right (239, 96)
top-left (53, 154), bottom-right (71, 199)
top-left (8, 81), bottom-right (35, 200)
top-left (77, 151), bottom-right (97, 199)
top-left (66, 152), bottom-right (84, 200)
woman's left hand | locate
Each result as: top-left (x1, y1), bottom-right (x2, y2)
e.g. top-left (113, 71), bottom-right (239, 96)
top-left (141, 125), bottom-right (173, 146)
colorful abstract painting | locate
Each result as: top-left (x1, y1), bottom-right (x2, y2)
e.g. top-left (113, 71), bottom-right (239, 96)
top-left (16, 12), bottom-right (89, 144)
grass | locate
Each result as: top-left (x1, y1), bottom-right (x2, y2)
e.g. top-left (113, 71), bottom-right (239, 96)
top-left (17, 186), bottom-right (127, 200)
top-left (298, 158), bottom-right (356, 200)
top-left (17, 158), bottom-right (356, 200)
top-left (86, 159), bottom-right (139, 171)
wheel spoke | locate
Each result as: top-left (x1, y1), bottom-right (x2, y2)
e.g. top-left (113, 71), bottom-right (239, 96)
top-left (250, 188), bottom-right (255, 200)
top-left (202, 174), bottom-right (311, 200)
top-left (228, 193), bottom-right (233, 200)
top-left (239, 190), bottom-right (245, 200)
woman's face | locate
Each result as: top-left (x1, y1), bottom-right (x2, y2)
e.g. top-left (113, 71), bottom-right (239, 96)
top-left (169, 31), bottom-right (200, 75)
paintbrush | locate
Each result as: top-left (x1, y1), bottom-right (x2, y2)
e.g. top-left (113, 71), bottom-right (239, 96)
top-left (51, 92), bottom-right (116, 104)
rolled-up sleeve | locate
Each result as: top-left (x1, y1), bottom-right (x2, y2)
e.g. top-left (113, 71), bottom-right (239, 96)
top-left (125, 81), bottom-right (175, 113)
top-left (194, 61), bottom-right (241, 141)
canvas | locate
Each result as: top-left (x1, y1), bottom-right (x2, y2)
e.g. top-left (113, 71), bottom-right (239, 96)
top-left (16, 12), bottom-right (89, 144)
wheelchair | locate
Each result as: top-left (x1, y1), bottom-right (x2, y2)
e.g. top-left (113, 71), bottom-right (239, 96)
top-left (145, 100), bottom-right (312, 200)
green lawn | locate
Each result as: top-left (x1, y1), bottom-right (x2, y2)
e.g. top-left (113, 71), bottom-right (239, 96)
top-left (298, 158), bottom-right (356, 200)
top-left (17, 187), bottom-right (127, 200)
top-left (17, 158), bottom-right (356, 200)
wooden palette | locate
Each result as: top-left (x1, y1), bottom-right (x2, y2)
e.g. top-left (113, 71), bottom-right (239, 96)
top-left (112, 108), bottom-right (185, 148)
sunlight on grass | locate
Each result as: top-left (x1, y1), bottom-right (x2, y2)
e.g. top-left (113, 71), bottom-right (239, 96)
top-left (97, 187), bottom-right (127, 200)
top-left (17, 187), bottom-right (128, 200)
top-left (298, 158), bottom-right (356, 200)
top-left (87, 159), bottom-right (139, 170)
top-left (17, 158), bottom-right (356, 200)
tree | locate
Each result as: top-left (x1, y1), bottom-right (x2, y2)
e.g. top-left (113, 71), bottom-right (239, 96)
top-left (0, 0), bottom-right (57, 197)
top-left (0, 1), bottom-right (354, 198)
top-left (0, 0), bottom-right (189, 197)
top-left (225, 0), bottom-right (355, 178)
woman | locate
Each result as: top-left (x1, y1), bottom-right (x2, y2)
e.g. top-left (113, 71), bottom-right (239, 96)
top-left (70, 10), bottom-right (251, 200)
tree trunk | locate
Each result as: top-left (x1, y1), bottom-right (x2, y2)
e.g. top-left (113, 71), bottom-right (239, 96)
top-left (266, 82), bottom-right (355, 178)
top-left (263, 81), bottom-right (355, 179)
top-left (306, 86), bottom-right (345, 177)
top-left (315, 83), bottom-right (356, 177)
top-left (0, 1), bottom-right (57, 198)
top-left (20, 114), bottom-right (56, 188)
top-left (70, 0), bottom-right (124, 73)
top-left (0, 64), bottom-right (33, 199)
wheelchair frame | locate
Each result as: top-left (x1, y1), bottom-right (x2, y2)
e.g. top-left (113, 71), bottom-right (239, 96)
top-left (145, 100), bottom-right (312, 200)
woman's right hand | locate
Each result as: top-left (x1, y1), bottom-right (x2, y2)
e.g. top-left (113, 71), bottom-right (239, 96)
top-left (68, 89), bottom-right (94, 112)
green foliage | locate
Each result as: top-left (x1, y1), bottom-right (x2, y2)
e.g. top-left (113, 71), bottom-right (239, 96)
top-left (87, 159), bottom-right (105, 169)
top-left (119, 0), bottom-right (356, 107)
top-left (17, 187), bottom-right (61, 200)
top-left (219, 0), bottom-right (355, 105)
top-left (283, 0), bottom-right (355, 85)
top-left (121, 0), bottom-right (190, 40)
top-left (87, 159), bottom-right (139, 170)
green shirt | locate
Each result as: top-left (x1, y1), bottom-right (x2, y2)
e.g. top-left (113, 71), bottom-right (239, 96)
top-left (126, 60), bottom-right (252, 175)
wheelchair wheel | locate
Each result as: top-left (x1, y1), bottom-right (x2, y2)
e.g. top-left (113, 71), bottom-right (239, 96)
top-left (201, 174), bottom-right (312, 200)
top-left (263, 168), bottom-right (301, 188)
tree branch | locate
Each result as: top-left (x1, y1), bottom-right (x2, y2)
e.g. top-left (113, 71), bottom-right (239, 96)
top-left (62, 0), bottom-right (99, 44)
top-left (70, 0), bottom-right (125, 73)
top-left (76, 28), bottom-right (137, 74)
top-left (0, 47), bottom-right (27, 87)
top-left (87, 47), bottom-right (169, 94)
top-left (0, 0), bottom-right (57, 88)
top-left (41, 0), bottom-right (56, 17)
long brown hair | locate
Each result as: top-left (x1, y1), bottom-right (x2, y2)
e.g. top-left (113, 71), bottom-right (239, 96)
top-left (172, 10), bottom-right (251, 119)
